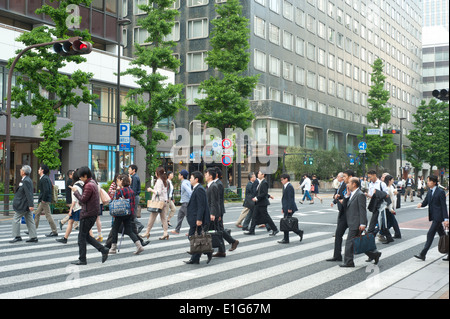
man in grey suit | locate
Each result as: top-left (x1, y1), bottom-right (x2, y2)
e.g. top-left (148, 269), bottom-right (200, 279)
top-left (341, 177), bottom-right (381, 267)
top-left (10, 165), bottom-right (38, 243)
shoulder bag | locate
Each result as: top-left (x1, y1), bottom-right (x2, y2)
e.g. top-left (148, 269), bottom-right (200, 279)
top-left (109, 189), bottom-right (131, 217)
top-left (189, 227), bottom-right (213, 255)
top-left (438, 228), bottom-right (449, 254)
top-left (147, 194), bottom-right (166, 213)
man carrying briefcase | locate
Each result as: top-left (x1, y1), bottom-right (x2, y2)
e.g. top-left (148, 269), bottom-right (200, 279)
top-left (278, 174), bottom-right (304, 244)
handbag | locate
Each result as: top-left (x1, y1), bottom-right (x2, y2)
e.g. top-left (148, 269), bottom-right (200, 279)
top-left (310, 185), bottom-right (315, 192)
top-left (99, 188), bottom-right (111, 205)
top-left (189, 227), bottom-right (213, 255)
top-left (147, 194), bottom-right (166, 213)
top-left (353, 231), bottom-right (377, 255)
top-left (109, 190), bottom-right (131, 217)
top-left (208, 220), bottom-right (230, 249)
top-left (438, 228), bottom-right (449, 254)
top-left (280, 216), bottom-right (299, 232)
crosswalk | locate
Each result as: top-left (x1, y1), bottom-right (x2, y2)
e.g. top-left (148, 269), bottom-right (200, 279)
top-left (0, 213), bottom-right (446, 299)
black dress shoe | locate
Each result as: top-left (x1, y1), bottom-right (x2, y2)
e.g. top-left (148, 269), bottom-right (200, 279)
top-left (71, 260), bottom-right (87, 265)
top-left (243, 231), bottom-right (255, 235)
top-left (299, 230), bottom-right (304, 242)
top-left (269, 230), bottom-right (279, 236)
top-left (414, 254), bottom-right (426, 261)
top-left (326, 257), bottom-right (343, 262)
top-left (26, 238), bottom-right (38, 243)
top-left (206, 253), bottom-right (212, 264)
top-left (184, 259), bottom-right (200, 264)
top-left (9, 237), bottom-right (22, 243)
top-left (278, 239), bottom-right (289, 244)
top-left (101, 249), bottom-right (109, 263)
top-left (339, 263), bottom-right (355, 268)
top-left (443, 256), bottom-right (449, 261)
top-left (373, 252), bottom-right (382, 265)
top-left (45, 232), bottom-right (58, 237)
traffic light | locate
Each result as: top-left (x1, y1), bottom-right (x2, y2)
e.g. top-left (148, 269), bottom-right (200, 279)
top-left (309, 157), bottom-right (314, 165)
top-left (383, 129), bottom-right (400, 134)
top-left (53, 37), bottom-right (92, 57)
top-left (303, 157), bottom-right (308, 165)
top-left (432, 89), bottom-right (449, 101)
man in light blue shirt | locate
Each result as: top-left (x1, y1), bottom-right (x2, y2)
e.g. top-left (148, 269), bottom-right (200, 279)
top-left (172, 170), bottom-right (192, 235)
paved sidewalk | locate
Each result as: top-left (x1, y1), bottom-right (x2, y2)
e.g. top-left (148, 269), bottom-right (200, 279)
top-left (370, 256), bottom-right (449, 299)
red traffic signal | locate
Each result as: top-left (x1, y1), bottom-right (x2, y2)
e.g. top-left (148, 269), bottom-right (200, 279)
top-left (383, 129), bottom-right (400, 134)
top-left (53, 37), bottom-right (92, 56)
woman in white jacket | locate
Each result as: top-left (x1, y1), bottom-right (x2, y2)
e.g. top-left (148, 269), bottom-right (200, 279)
top-left (383, 175), bottom-right (402, 242)
top-left (140, 166), bottom-right (169, 240)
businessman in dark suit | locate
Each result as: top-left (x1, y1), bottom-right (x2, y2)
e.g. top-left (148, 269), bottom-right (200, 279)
top-left (278, 174), bottom-right (303, 243)
top-left (415, 175), bottom-right (449, 261)
top-left (341, 177), bottom-right (381, 267)
top-left (10, 165), bottom-right (38, 243)
top-left (244, 171), bottom-right (279, 236)
top-left (213, 167), bottom-right (239, 252)
top-left (185, 171), bottom-right (212, 265)
top-left (327, 170), bottom-right (354, 262)
top-left (205, 168), bottom-right (226, 257)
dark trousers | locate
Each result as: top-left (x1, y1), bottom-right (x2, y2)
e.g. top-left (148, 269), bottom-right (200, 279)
top-left (249, 205), bottom-right (277, 233)
top-left (242, 206), bottom-right (255, 229)
top-left (282, 212), bottom-right (303, 242)
top-left (78, 216), bottom-right (106, 262)
top-left (188, 225), bottom-right (212, 262)
top-left (333, 212), bottom-right (348, 259)
top-left (344, 228), bottom-right (379, 266)
top-left (421, 220), bottom-right (445, 256)
top-left (110, 215), bottom-right (140, 245)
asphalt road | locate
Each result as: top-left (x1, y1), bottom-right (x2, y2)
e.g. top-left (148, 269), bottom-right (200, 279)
top-left (0, 191), bottom-right (447, 300)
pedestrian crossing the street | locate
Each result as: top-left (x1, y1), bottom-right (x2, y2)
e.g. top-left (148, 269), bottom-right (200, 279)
top-left (0, 214), bottom-right (445, 299)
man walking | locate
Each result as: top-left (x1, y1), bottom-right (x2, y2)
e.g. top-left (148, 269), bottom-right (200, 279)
top-left (415, 175), bottom-right (449, 261)
top-left (129, 164), bottom-right (144, 233)
top-left (299, 174), bottom-right (313, 204)
top-left (172, 169), bottom-right (192, 235)
top-left (244, 170), bottom-right (279, 236)
top-left (278, 174), bottom-right (303, 244)
top-left (34, 164), bottom-right (58, 237)
top-left (327, 170), bottom-right (354, 262)
top-left (236, 172), bottom-right (256, 228)
top-left (184, 171), bottom-right (212, 265)
top-left (341, 177), bottom-right (381, 267)
top-left (404, 174), bottom-right (415, 202)
top-left (10, 165), bottom-right (38, 243)
top-left (70, 166), bottom-right (109, 265)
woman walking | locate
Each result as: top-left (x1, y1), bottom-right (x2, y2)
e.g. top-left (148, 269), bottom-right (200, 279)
top-left (107, 174), bottom-right (144, 255)
top-left (56, 170), bottom-right (83, 244)
top-left (311, 175), bottom-right (323, 204)
top-left (140, 166), bottom-right (169, 240)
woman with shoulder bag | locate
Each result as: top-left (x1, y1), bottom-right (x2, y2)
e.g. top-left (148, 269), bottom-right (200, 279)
top-left (140, 166), bottom-right (170, 240)
top-left (107, 174), bottom-right (144, 255)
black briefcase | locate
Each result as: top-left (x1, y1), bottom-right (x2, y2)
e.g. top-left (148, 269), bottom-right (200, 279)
top-left (211, 229), bottom-right (231, 248)
top-left (280, 217), bottom-right (299, 232)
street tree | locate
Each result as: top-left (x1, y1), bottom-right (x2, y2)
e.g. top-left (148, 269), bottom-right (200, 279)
top-left (406, 99), bottom-right (449, 177)
top-left (121, 0), bottom-right (185, 185)
top-left (361, 58), bottom-right (396, 170)
top-left (195, 0), bottom-right (259, 185)
top-left (8, 0), bottom-right (96, 169)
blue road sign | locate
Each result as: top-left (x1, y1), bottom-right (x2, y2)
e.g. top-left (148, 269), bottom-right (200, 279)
top-left (119, 123), bottom-right (131, 151)
top-left (222, 155), bottom-right (232, 166)
top-left (358, 142), bottom-right (367, 150)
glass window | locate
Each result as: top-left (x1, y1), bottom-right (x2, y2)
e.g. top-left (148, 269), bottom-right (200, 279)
top-left (187, 19), bottom-right (208, 39)
top-left (305, 127), bottom-right (320, 150)
top-left (186, 51), bottom-right (208, 72)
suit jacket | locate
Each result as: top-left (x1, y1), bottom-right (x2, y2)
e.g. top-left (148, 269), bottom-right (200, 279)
top-left (333, 181), bottom-right (347, 217)
top-left (243, 181), bottom-right (255, 208)
top-left (187, 184), bottom-right (210, 228)
top-left (215, 179), bottom-right (226, 216)
top-left (344, 188), bottom-right (368, 231)
top-left (255, 179), bottom-right (270, 207)
top-left (206, 182), bottom-right (221, 218)
top-left (38, 174), bottom-right (53, 203)
top-left (13, 176), bottom-right (34, 213)
top-left (282, 183), bottom-right (298, 213)
top-left (421, 187), bottom-right (448, 222)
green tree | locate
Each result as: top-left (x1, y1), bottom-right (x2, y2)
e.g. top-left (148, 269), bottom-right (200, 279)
top-left (8, 0), bottom-right (96, 169)
top-left (361, 58), bottom-right (395, 169)
top-left (121, 0), bottom-right (186, 185)
top-left (195, 0), bottom-right (259, 186)
top-left (406, 99), bottom-right (449, 174)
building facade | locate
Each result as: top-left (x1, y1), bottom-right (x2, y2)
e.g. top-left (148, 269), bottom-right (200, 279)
top-left (0, 0), bottom-right (174, 189)
top-left (163, 0), bottom-right (423, 177)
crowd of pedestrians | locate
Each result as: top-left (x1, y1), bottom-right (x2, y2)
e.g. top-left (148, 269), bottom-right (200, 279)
top-left (8, 163), bottom-right (449, 266)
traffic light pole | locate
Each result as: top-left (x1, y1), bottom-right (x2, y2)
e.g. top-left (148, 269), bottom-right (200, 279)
top-left (282, 152), bottom-right (314, 173)
top-left (2, 37), bottom-right (81, 215)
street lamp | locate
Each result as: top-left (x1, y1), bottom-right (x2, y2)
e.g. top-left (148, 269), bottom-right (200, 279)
top-left (115, 18), bottom-right (132, 176)
top-left (399, 117), bottom-right (407, 178)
